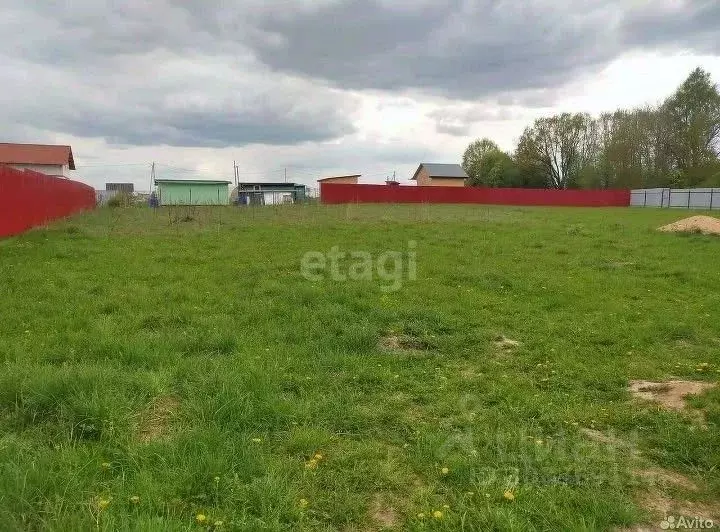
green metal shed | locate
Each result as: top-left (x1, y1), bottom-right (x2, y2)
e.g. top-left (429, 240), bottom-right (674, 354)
top-left (154, 179), bottom-right (231, 206)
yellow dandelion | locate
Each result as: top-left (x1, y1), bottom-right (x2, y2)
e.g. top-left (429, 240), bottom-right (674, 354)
top-left (129, 495), bottom-right (140, 504)
top-left (441, 467), bottom-right (449, 475)
top-left (101, 462), bottom-right (111, 470)
top-left (417, 512), bottom-right (425, 519)
top-left (251, 438), bottom-right (262, 443)
top-left (314, 453), bottom-right (323, 460)
top-left (214, 521), bottom-right (224, 527)
top-left (196, 513), bottom-right (207, 524)
top-left (503, 490), bottom-right (515, 501)
top-left (299, 498), bottom-right (309, 509)
top-left (305, 458), bottom-right (318, 470)
top-left (432, 510), bottom-right (444, 519)
top-left (97, 497), bottom-right (111, 510)
top-left (443, 504), bottom-right (450, 509)
top-left (535, 439), bottom-right (544, 445)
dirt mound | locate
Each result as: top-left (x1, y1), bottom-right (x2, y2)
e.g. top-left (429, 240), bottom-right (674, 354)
top-left (658, 215), bottom-right (720, 235)
top-left (628, 380), bottom-right (716, 411)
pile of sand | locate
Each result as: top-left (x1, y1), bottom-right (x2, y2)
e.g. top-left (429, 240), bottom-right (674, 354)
top-left (658, 215), bottom-right (720, 235)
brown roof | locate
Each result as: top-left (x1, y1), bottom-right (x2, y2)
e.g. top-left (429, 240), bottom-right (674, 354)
top-left (411, 163), bottom-right (467, 180)
top-left (317, 174), bottom-right (361, 182)
top-left (0, 143), bottom-right (75, 170)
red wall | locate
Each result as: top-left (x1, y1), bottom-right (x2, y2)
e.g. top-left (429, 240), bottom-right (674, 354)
top-left (0, 166), bottom-right (96, 238)
top-left (320, 183), bottom-right (630, 207)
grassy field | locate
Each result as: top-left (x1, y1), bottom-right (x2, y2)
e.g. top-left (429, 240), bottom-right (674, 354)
top-left (0, 204), bottom-right (718, 531)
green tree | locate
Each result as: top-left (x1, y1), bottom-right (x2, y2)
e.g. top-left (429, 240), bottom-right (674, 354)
top-left (463, 141), bottom-right (521, 188)
top-left (460, 68), bottom-right (720, 190)
top-left (597, 108), bottom-right (674, 188)
top-left (514, 131), bottom-right (548, 188)
top-left (663, 67), bottom-right (720, 185)
top-left (462, 138), bottom-right (499, 184)
top-left (515, 113), bottom-right (596, 189)
top-left (482, 150), bottom-right (521, 187)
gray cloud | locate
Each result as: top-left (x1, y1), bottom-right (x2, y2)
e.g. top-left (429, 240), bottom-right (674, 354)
top-left (1, 2), bottom-right (359, 148)
top-left (0, 51), bottom-right (358, 148)
top-left (619, 0), bottom-right (720, 54)
top-left (1, 0), bottom-right (718, 151)
top-left (240, 0), bottom-right (720, 100)
top-left (243, 0), bottom-right (623, 99)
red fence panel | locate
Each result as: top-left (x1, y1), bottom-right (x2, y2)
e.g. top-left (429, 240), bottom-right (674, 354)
top-left (0, 166), bottom-right (96, 238)
top-left (320, 183), bottom-right (630, 207)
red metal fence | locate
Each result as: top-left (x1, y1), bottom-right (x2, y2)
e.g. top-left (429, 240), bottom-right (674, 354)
top-left (0, 166), bottom-right (96, 238)
top-left (320, 183), bottom-right (631, 207)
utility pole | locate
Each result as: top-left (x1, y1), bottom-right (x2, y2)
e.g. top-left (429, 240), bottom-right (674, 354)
top-left (284, 167), bottom-right (287, 183)
top-left (150, 161), bottom-right (155, 190)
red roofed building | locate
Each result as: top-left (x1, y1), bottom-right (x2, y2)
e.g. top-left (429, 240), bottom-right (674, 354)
top-left (0, 143), bottom-right (75, 178)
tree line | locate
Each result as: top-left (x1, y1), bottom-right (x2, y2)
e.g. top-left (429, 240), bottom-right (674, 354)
top-left (462, 68), bottom-right (720, 189)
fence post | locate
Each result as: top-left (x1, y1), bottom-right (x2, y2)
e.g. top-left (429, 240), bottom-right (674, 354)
top-left (687, 189), bottom-right (691, 209)
top-left (668, 188), bottom-right (671, 208)
top-left (711, 189), bottom-right (715, 210)
top-left (644, 190), bottom-right (647, 207)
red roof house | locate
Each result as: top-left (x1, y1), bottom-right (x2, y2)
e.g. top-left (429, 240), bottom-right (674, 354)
top-left (0, 143), bottom-right (75, 177)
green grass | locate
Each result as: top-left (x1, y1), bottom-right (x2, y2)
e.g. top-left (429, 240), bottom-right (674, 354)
top-left (0, 204), bottom-right (718, 531)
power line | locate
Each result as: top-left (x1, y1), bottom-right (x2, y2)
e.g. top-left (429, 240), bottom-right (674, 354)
top-left (75, 163), bottom-right (150, 168)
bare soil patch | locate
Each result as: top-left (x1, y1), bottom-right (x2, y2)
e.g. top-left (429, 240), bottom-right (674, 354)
top-left (617, 492), bottom-right (720, 532)
top-left (368, 494), bottom-right (399, 530)
top-left (581, 427), bottom-right (716, 532)
top-left (493, 335), bottom-right (520, 350)
top-left (638, 491), bottom-right (720, 522)
top-left (579, 429), bottom-right (697, 490)
top-left (634, 467), bottom-right (699, 492)
top-left (136, 395), bottom-right (180, 443)
top-left (627, 380), bottom-right (716, 411)
top-left (580, 428), bottom-right (636, 450)
top-left (658, 215), bottom-right (720, 236)
top-left (378, 334), bottom-right (428, 352)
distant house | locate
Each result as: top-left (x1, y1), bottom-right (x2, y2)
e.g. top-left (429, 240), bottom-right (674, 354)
top-left (106, 183), bottom-right (134, 193)
top-left (154, 179), bottom-right (231, 206)
top-left (0, 143), bottom-right (75, 177)
top-left (412, 163), bottom-right (468, 187)
top-left (233, 182), bottom-right (307, 205)
top-left (318, 174), bottom-right (361, 185)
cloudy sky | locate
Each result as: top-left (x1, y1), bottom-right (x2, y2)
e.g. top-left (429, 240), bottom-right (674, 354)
top-left (3, 0), bottom-right (720, 190)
